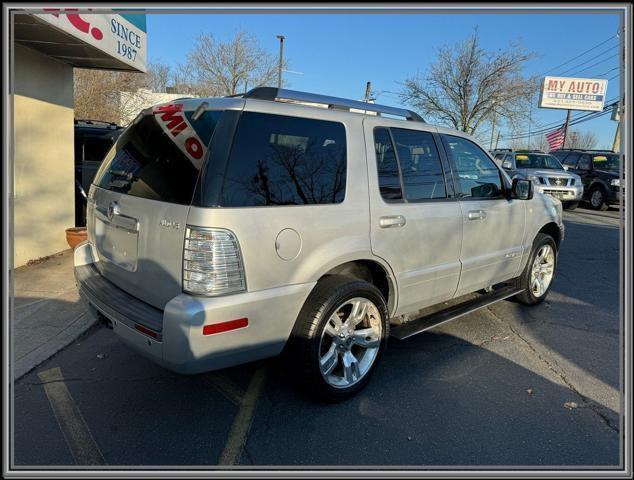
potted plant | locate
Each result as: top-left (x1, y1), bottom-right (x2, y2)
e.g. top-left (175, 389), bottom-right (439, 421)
top-left (65, 227), bottom-right (87, 250)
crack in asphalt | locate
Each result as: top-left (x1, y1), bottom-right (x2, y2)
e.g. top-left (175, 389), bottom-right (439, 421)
top-left (485, 306), bottom-right (619, 434)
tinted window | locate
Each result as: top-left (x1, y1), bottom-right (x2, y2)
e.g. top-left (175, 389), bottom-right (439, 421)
top-left (514, 154), bottom-right (563, 170)
top-left (391, 128), bottom-right (446, 200)
top-left (220, 112), bottom-right (346, 207)
top-left (577, 154), bottom-right (592, 170)
top-left (592, 153), bottom-right (620, 171)
top-left (443, 135), bottom-right (503, 199)
top-left (75, 130), bottom-right (122, 164)
top-left (561, 152), bottom-right (580, 166)
top-left (95, 108), bottom-right (221, 204)
top-left (374, 128), bottom-right (403, 202)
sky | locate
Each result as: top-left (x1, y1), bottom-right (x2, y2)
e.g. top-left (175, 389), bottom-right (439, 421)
top-left (146, 12), bottom-right (621, 149)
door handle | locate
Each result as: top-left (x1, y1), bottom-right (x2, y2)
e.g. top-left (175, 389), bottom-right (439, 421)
top-left (379, 215), bottom-right (406, 228)
top-left (467, 210), bottom-right (487, 221)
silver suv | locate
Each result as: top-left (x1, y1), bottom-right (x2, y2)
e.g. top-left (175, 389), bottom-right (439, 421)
top-left (493, 150), bottom-right (583, 210)
top-left (74, 88), bottom-right (564, 399)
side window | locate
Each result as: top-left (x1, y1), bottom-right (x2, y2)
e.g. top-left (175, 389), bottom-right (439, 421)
top-left (390, 128), bottom-right (446, 200)
top-left (374, 128), bottom-right (403, 202)
top-left (220, 112), bottom-right (347, 207)
top-left (442, 135), bottom-right (503, 199)
top-left (561, 152), bottom-right (579, 167)
top-left (577, 154), bottom-right (592, 170)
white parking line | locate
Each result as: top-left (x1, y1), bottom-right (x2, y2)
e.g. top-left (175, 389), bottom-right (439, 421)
top-left (38, 367), bottom-right (106, 465)
top-left (218, 366), bottom-right (267, 465)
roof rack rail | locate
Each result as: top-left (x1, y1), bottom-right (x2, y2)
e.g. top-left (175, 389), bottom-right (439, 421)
top-left (239, 87), bottom-right (425, 122)
top-left (553, 148), bottom-right (615, 153)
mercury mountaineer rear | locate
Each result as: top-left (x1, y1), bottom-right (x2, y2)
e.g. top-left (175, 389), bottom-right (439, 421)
top-left (75, 87), bottom-right (564, 399)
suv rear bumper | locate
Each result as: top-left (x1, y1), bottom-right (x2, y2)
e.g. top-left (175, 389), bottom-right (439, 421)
top-left (74, 242), bottom-right (315, 374)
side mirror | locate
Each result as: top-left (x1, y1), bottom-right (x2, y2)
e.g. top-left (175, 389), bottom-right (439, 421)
top-left (562, 165), bottom-right (569, 171)
top-left (511, 178), bottom-right (533, 200)
top-left (502, 161), bottom-right (512, 170)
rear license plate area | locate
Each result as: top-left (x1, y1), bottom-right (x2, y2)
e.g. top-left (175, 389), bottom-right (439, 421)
top-left (95, 218), bottom-right (139, 272)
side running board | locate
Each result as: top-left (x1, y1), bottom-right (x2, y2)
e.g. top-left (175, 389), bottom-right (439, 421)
top-left (390, 285), bottom-right (524, 341)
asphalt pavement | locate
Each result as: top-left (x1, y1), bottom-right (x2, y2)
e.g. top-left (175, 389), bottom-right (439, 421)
top-left (11, 206), bottom-right (623, 469)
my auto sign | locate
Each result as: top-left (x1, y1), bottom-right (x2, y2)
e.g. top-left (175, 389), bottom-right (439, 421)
top-left (539, 76), bottom-right (608, 112)
top-left (35, 10), bottom-right (147, 72)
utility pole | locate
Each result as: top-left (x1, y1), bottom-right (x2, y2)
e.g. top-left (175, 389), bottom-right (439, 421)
top-left (613, 16), bottom-right (624, 153)
top-left (276, 35), bottom-right (285, 89)
top-left (363, 81), bottom-right (373, 102)
top-left (489, 109), bottom-right (496, 150)
top-left (495, 131), bottom-right (501, 150)
top-left (561, 109), bottom-right (571, 148)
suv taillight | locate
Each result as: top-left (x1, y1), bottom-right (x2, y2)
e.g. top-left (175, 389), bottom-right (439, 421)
top-left (183, 227), bottom-right (246, 296)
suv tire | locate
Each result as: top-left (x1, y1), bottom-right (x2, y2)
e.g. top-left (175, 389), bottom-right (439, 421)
top-left (588, 185), bottom-right (609, 211)
top-left (286, 275), bottom-right (389, 401)
top-left (514, 233), bottom-right (557, 305)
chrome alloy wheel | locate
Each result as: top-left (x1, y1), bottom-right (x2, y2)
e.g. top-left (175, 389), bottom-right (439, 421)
top-left (318, 297), bottom-right (382, 389)
top-left (530, 244), bottom-right (555, 298)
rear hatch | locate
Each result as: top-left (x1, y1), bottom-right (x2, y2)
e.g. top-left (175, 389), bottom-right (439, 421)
top-left (87, 102), bottom-right (224, 309)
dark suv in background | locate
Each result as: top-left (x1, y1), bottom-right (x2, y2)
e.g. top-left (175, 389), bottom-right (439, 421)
top-left (74, 120), bottom-right (123, 226)
top-left (550, 149), bottom-right (623, 211)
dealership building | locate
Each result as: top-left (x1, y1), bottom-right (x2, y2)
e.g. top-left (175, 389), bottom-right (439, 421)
top-left (11, 10), bottom-right (147, 266)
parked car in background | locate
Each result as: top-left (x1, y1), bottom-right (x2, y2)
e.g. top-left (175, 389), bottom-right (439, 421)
top-left (74, 120), bottom-right (124, 226)
top-left (494, 149), bottom-right (583, 210)
top-left (550, 149), bottom-right (623, 211)
top-left (74, 88), bottom-right (564, 399)
top-left (490, 148), bottom-right (512, 167)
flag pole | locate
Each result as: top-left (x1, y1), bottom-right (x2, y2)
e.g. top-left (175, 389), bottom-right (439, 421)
top-left (561, 109), bottom-right (571, 148)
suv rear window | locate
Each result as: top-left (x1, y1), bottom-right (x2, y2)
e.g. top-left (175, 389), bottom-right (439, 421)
top-left (219, 112), bottom-right (347, 207)
top-left (94, 106), bottom-right (221, 204)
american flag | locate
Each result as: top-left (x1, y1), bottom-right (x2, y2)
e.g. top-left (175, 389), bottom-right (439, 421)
top-left (546, 127), bottom-right (565, 151)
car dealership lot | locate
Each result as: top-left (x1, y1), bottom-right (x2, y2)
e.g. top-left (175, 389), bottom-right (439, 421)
top-left (13, 206), bottom-right (622, 468)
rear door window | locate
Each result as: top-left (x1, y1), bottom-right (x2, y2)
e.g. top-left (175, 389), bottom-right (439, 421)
top-left (219, 112), bottom-right (347, 207)
top-left (391, 128), bottom-right (446, 201)
top-left (373, 127), bottom-right (447, 202)
top-left (374, 127), bottom-right (403, 202)
top-left (94, 105), bottom-right (221, 205)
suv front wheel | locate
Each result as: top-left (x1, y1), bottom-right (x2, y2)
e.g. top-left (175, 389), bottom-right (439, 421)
top-left (286, 275), bottom-right (389, 400)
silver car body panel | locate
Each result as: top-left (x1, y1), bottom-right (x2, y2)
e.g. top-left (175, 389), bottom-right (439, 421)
top-left (75, 94), bottom-right (564, 374)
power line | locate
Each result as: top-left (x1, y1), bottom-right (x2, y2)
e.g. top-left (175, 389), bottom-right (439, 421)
top-left (564, 53), bottom-right (619, 77)
top-left (541, 35), bottom-right (618, 76)
top-left (556, 44), bottom-right (618, 76)
top-left (501, 106), bottom-right (616, 140)
top-left (479, 95), bottom-right (618, 139)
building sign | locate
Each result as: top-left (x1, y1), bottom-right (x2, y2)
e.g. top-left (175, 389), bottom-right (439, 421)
top-left (35, 9), bottom-right (147, 72)
top-left (539, 76), bottom-right (608, 112)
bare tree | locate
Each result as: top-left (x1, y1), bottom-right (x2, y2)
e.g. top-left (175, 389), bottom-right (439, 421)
top-left (146, 61), bottom-right (172, 92)
top-left (186, 30), bottom-right (282, 96)
top-left (565, 130), bottom-right (598, 149)
top-left (401, 30), bottom-right (538, 135)
top-left (74, 68), bottom-right (149, 123)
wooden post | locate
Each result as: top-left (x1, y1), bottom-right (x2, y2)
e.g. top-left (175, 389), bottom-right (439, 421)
top-left (562, 109), bottom-right (571, 148)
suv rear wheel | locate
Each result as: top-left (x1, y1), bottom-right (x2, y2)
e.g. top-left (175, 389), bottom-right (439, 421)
top-left (515, 233), bottom-right (557, 305)
top-left (286, 275), bottom-right (389, 400)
